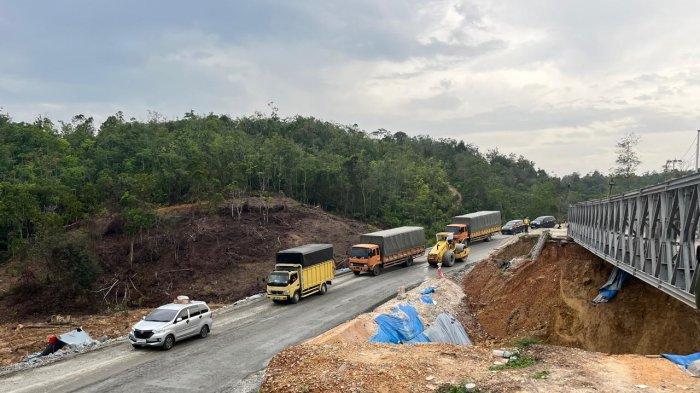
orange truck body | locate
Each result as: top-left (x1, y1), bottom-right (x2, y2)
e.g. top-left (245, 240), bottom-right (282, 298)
top-left (348, 227), bottom-right (425, 276)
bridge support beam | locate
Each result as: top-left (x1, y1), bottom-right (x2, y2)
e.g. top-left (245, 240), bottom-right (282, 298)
top-left (568, 173), bottom-right (699, 309)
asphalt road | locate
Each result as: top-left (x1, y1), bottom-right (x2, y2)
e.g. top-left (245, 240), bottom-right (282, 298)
top-left (1, 236), bottom-right (506, 393)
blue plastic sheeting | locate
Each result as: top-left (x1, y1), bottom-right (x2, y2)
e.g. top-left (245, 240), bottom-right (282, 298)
top-left (593, 267), bottom-right (631, 303)
top-left (661, 352), bottom-right (700, 368)
top-left (370, 304), bottom-right (429, 344)
top-left (420, 294), bottom-right (434, 304)
top-left (421, 287), bottom-right (436, 295)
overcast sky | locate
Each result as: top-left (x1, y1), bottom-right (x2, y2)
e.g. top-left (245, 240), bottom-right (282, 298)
top-left (1, 1), bottom-right (698, 176)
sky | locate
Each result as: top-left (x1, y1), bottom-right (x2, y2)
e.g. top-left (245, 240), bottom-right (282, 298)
top-left (1, 0), bottom-right (699, 176)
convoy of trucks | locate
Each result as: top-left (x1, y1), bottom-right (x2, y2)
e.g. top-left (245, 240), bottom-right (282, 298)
top-left (348, 226), bottom-right (425, 276)
top-left (266, 244), bottom-right (335, 304)
top-left (266, 211), bottom-right (510, 304)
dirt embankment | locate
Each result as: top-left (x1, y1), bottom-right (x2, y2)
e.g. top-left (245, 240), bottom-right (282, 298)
top-left (463, 239), bottom-right (700, 355)
top-left (0, 196), bottom-right (374, 319)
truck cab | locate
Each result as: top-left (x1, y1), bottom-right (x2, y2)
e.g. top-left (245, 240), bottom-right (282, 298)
top-left (267, 265), bottom-right (302, 303)
top-left (349, 244), bottom-right (381, 276)
top-left (443, 224), bottom-right (468, 244)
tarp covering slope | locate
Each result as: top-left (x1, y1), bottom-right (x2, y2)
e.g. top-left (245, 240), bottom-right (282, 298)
top-left (592, 267), bottom-right (630, 303)
top-left (662, 352), bottom-right (700, 368)
top-left (423, 313), bottom-right (472, 345)
top-left (370, 304), bottom-right (429, 344)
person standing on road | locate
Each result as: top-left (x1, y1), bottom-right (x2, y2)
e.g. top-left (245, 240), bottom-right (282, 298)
top-left (524, 217), bottom-right (530, 233)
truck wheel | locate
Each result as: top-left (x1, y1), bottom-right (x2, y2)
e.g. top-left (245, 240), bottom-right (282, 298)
top-left (319, 283), bottom-right (327, 295)
top-left (404, 256), bottom-right (414, 267)
top-left (272, 299), bottom-right (282, 304)
top-left (442, 251), bottom-right (455, 267)
top-left (290, 291), bottom-right (300, 304)
top-left (484, 235), bottom-right (491, 242)
top-left (428, 263), bottom-right (438, 268)
top-left (371, 264), bottom-right (382, 276)
top-left (353, 271), bottom-right (361, 276)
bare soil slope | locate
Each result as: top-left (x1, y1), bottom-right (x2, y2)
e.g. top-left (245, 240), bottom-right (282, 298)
top-left (463, 240), bottom-right (700, 355)
top-left (0, 197), bottom-right (375, 319)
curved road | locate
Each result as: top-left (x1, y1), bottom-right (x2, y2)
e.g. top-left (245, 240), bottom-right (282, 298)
top-left (1, 236), bottom-right (505, 393)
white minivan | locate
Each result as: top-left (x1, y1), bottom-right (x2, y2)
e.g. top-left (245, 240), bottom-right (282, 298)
top-left (129, 299), bottom-right (212, 350)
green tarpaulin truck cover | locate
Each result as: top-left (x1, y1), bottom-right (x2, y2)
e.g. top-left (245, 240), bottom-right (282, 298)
top-left (276, 244), bottom-right (334, 267)
top-left (452, 211), bottom-right (501, 232)
top-left (360, 226), bottom-right (425, 256)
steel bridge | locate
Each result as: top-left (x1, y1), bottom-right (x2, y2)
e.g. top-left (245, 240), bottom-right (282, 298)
top-left (568, 173), bottom-right (700, 309)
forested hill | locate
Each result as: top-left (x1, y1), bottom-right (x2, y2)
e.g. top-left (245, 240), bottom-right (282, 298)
top-left (0, 111), bottom-right (688, 263)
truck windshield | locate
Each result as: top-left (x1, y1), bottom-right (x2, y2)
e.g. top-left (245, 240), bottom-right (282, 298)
top-left (443, 226), bottom-right (460, 234)
top-left (145, 309), bottom-right (177, 322)
top-left (267, 272), bottom-right (289, 286)
top-left (350, 247), bottom-right (371, 258)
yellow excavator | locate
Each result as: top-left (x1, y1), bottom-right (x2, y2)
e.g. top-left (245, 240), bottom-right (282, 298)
top-left (427, 232), bottom-right (470, 267)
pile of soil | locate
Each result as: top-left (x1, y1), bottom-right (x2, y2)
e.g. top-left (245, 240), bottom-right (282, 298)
top-left (0, 197), bottom-right (375, 319)
top-left (309, 278), bottom-right (465, 345)
top-left (261, 341), bottom-right (698, 393)
top-left (463, 238), bottom-right (700, 355)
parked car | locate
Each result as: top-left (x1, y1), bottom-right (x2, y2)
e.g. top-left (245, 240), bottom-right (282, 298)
top-left (530, 216), bottom-right (557, 229)
top-left (501, 220), bottom-right (526, 235)
top-left (129, 298), bottom-right (212, 350)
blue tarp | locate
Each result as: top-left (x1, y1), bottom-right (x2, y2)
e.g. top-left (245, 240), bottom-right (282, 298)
top-left (421, 287), bottom-right (436, 295)
top-left (370, 304), bottom-right (429, 344)
top-left (662, 352), bottom-right (700, 368)
top-left (593, 267), bottom-right (631, 303)
top-left (420, 294), bottom-right (434, 304)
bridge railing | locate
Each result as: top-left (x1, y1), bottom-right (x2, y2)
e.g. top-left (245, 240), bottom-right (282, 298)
top-left (568, 173), bottom-right (699, 309)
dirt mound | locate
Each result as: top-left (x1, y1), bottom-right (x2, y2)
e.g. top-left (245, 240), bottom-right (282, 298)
top-left (463, 238), bottom-right (700, 354)
top-left (260, 341), bottom-right (697, 393)
top-left (309, 278), bottom-right (466, 345)
top-left (0, 196), bottom-right (375, 319)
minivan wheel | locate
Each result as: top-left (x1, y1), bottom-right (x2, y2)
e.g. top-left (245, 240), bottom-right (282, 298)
top-left (290, 291), bottom-right (300, 304)
top-left (162, 335), bottom-right (175, 351)
top-left (199, 325), bottom-right (209, 338)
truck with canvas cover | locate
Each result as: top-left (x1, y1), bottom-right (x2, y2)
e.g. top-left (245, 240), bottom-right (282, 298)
top-left (266, 244), bottom-right (335, 304)
top-left (349, 226), bottom-right (425, 276)
top-left (447, 211), bottom-right (501, 244)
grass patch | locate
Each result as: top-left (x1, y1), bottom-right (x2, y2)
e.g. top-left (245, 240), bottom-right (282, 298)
top-left (436, 383), bottom-right (481, 393)
top-left (532, 370), bottom-right (549, 380)
top-left (489, 354), bottom-right (536, 371)
top-left (514, 337), bottom-right (541, 349)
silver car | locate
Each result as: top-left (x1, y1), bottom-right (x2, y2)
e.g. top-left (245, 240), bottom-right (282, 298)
top-left (129, 300), bottom-right (213, 350)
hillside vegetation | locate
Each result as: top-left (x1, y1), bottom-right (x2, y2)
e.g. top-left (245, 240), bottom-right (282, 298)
top-left (0, 111), bottom-right (687, 311)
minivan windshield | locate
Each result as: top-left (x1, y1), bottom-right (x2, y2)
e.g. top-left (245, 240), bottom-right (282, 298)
top-left (535, 216), bottom-right (548, 221)
top-left (268, 272), bottom-right (290, 286)
top-left (350, 247), bottom-right (371, 258)
top-left (145, 309), bottom-right (177, 322)
top-left (443, 226), bottom-right (460, 234)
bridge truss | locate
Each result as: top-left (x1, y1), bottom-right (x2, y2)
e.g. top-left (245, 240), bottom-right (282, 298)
top-left (568, 173), bottom-right (699, 309)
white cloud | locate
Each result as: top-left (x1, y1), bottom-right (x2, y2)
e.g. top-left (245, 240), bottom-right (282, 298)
top-left (1, 0), bottom-right (699, 175)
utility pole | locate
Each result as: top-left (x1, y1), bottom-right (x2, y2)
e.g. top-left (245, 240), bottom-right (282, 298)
top-left (696, 129), bottom-right (699, 172)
